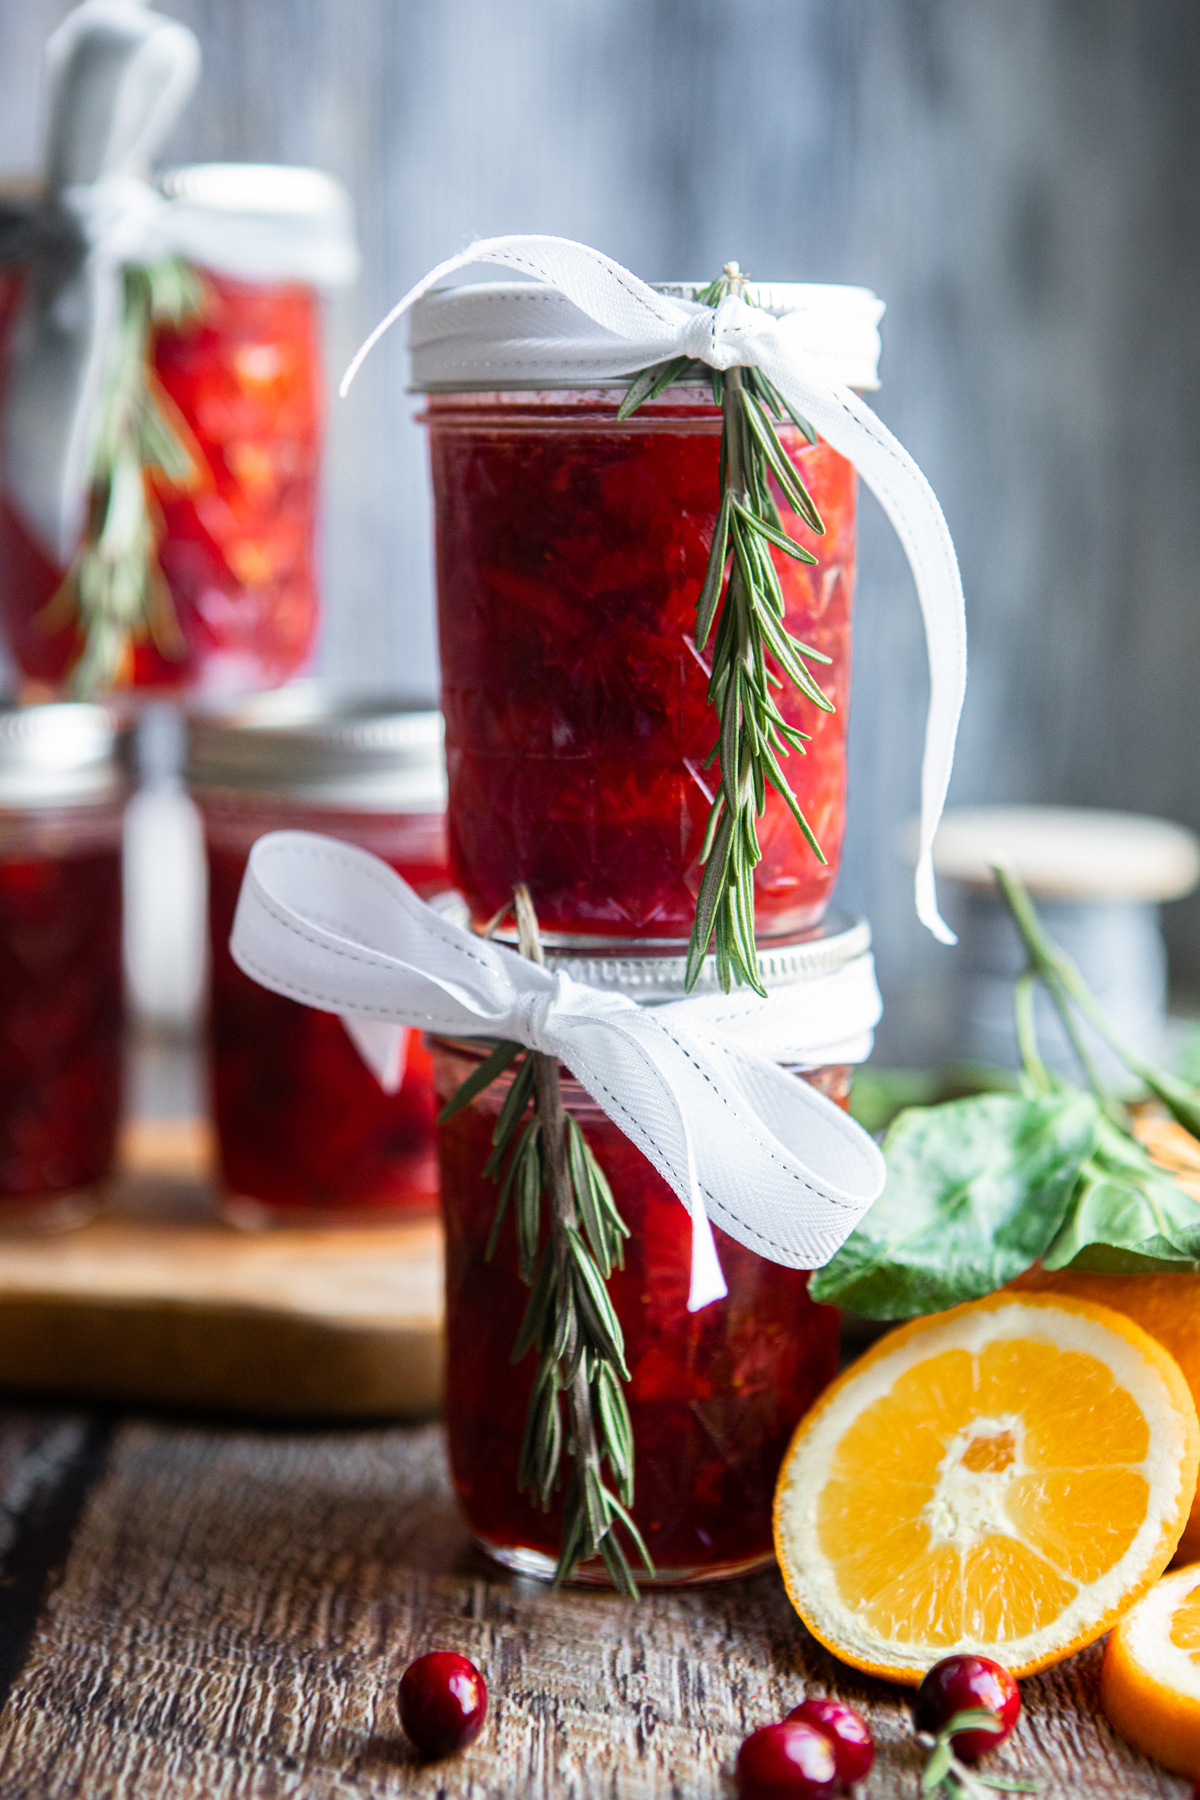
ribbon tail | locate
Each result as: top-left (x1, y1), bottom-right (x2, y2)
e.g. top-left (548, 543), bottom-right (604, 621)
top-left (754, 353), bottom-right (965, 946)
top-left (340, 232), bottom-right (688, 396)
top-left (342, 1018), bottom-right (410, 1094)
top-left (688, 1195), bottom-right (728, 1312)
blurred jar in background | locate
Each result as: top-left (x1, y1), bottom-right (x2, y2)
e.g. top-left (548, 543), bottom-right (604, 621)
top-left (0, 164), bottom-right (354, 696)
top-left (188, 687), bottom-right (449, 1228)
top-left (0, 702), bottom-right (129, 1228)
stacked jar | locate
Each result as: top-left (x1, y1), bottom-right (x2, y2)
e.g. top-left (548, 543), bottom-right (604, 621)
top-left (433, 918), bottom-right (874, 1585)
top-left (0, 702), bottom-right (129, 1229)
top-left (188, 688), bottom-right (449, 1227)
top-left (413, 276), bottom-right (883, 1583)
top-left (0, 162), bottom-right (356, 696)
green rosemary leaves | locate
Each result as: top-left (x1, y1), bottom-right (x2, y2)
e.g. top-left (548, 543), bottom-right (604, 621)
top-left (53, 257), bottom-right (204, 695)
top-left (619, 265), bottom-right (834, 995)
top-left (437, 888), bottom-right (653, 1595)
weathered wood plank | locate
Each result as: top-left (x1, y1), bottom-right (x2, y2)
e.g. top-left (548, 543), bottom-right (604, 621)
top-left (0, 1417), bottom-right (1186, 1797)
top-left (0, 1409), bottom-right (111, 1703)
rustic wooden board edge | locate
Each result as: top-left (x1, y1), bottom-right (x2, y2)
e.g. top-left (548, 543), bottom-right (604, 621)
top-left (0, 1291), bottom-right (444, 1420)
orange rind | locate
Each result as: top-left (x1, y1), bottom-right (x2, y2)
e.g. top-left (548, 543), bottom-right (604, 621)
top-left (773, 1293), bottom-right (1198, 1683)
top-left (1102, 1562), bottom-right (1200, 1778)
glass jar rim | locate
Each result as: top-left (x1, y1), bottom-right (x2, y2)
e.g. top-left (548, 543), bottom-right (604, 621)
top-left (187, 682), bottom-right (446, 813)
top-left (0, 700), bottom-right (130, 808)
top-left (429, 892), bottom-right (869, 999)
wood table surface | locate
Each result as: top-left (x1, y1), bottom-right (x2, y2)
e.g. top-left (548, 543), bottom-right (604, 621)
top-left (0, 1398), bottom-right (1188, 1797)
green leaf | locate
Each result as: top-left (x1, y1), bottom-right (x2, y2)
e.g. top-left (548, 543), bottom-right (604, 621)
top-left (732, 498), bottom-right (818, 565)
top-left (566, 1228), bottom-right (629, 1377)
top-left (512, 1246), bottom-right (556, 1361)
top-left (920, 1742), bottom-right (953, 1796)
top-left (1177, 1020), bottom-right (1200, 1088)
top-left (810, 1092), bottom-right (1100, 1318)
top-left (1044, 1118), bottom-right (1200, 1272)
top-left (694, 492), bottom-right (732, 647)
top-left (438, 1039), bottom-right (523, 1124)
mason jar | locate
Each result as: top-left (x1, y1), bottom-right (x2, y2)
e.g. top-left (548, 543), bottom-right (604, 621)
top-left (0, 701), bottom-right (129, 1228)
top-left (1, 165), bottom-right (351, 695)
top-left (432, 913), bottom-right (873, 1585)
top-left (415, 280), bottom-right (882, 945)
top-left (188, 687), bottom-right (449, 1227)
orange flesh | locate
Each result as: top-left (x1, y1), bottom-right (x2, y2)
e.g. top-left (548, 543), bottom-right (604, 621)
top-left (815, 1336), bottom-right (1152, 1647)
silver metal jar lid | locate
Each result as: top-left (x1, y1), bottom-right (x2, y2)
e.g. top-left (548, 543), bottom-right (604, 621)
top-left (186, 683), bottom-right (447, 813)
top-left (542, 909), bottom-right (871, 1001)
top-left (432, 893), bottom-right (870, 1001)
top-left (0, 701), bottom-right (129, 808)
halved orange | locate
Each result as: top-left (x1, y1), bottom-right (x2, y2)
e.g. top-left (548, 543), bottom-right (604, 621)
top-left (1102, 1563), bottom-right (1200, 1777)
top-left (773, 1293), bottom-right (1199, 1684)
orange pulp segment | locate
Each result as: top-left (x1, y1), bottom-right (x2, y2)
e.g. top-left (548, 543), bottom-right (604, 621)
top-left (773, 1293), bottom-right (1198, 1683)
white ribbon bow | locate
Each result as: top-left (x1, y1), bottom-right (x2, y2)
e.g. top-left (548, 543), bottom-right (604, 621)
top-left (230, 831), bottom-right (886, 1311)
top-left (342, 234), bottom-right (967, 946)
top-left (3, 1), bottom-right (357, 562)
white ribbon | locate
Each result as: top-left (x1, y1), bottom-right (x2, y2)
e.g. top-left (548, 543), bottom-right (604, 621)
top-left (342, 234), bottom-right (967, 945)
top-left (2, 1), bottom-right (358, 561)
top-left (230, 831), bottom-right (886, 1311)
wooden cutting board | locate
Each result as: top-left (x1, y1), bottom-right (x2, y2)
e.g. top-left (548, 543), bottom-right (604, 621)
top-left (0, 1119), bottom-right (444, 1419)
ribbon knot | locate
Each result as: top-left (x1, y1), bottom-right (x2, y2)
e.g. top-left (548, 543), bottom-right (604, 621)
top-left (230, 831), bottom-right (886, 1312)
top-left (510, 981), bottom-right (568, 1058)
top-left (675, 292), bottom-right (770, 372)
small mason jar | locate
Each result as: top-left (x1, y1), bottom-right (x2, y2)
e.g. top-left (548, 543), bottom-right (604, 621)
top-left (416, 280), bottom-right (881, 945)
top-left (432, 914), bottom-right (871, 1586)
top-left (0, 701), bottom-right (129, 1229)
top-left (188, 687), bottom-right (449, 1227)
top-left (2, 165), bottom-right (351, 695)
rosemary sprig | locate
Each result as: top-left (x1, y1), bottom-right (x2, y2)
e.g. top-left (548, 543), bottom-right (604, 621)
top-left (47, 257), bottom-right (204, 695)
top-left (919, 1710), bottom-right (1038, 1797)
top-left (437, 885), bottom-right (653, 1595)
top-left (619, 263), bottom-right (833, 995)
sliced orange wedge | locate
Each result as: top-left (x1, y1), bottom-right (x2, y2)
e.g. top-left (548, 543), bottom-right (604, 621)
top-left (774, 1293), bottom-right (1199, 1683)
top-left (1102, 1563), bottom-right (1200, 1777)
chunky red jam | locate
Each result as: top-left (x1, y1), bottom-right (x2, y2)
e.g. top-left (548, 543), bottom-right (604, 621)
top-left (1, 271), bottom-right (322, 693)
top-left (0, 838), bottom-right (122, 1206)
top-left (435, 1045), bottom-right (844, 1582)
top-left (426, 393), bottom-right (856, 940)
top-left (205, 811), bottom-right (449, 1222)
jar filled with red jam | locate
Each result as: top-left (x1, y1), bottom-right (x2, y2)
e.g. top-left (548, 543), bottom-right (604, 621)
top-left (0, 701), bottom-right (129, 1229)
top-left (433, 914), bottom-right (872, 1585)
top-left (417, 280), bottom-right (874, 945)
top-left (1, 165), bottom-right (352, 695)
top-left (188, 687), bottom-right (449, 1228)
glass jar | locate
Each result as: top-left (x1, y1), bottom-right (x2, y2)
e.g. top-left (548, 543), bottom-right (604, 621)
top-left (189, 687), bottom-right (450, 1227)
top-left (0, 702), bottom-right (129, 1228)
top-left (1, 166), bottom-right (345, 696)
top-left (421, 319), bottom-right (859, 942)
top-left (432, 914), bottom-right (871, 1585)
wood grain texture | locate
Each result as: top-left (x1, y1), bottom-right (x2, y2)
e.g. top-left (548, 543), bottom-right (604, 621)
top-left (0, 1417), bottom-right (1187, 1797)
top-left (0, 1120), bottom-right (443, 1419)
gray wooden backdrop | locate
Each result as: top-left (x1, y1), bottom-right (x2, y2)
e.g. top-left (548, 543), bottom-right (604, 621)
top-left (3, 0), bottom-right (1199, 1058)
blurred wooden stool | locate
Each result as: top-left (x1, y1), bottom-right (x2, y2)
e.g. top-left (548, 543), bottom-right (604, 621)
top-left (918, 806), bottom-right (1200, 1079)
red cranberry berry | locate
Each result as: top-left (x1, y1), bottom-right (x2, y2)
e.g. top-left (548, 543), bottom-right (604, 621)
top-left (914, 1655), bottom-right (1020, 1764)
top-left (399, 1651), bottom-right (487, 1758)
top-left (787, 1698), bottom-right (875, 1786)
top-left (735, 1719), bottom-right (841, 1800)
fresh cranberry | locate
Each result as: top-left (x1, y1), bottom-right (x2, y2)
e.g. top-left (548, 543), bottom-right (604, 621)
top-left (735, 1719), bottom-right (841, 1799)
top-left (398, 1652), bottom-right (487, 1758)
top-left (914, 1655), bottom-right (1020, 1763)
top-left (787, 1698), bottom-right (874, 1786)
